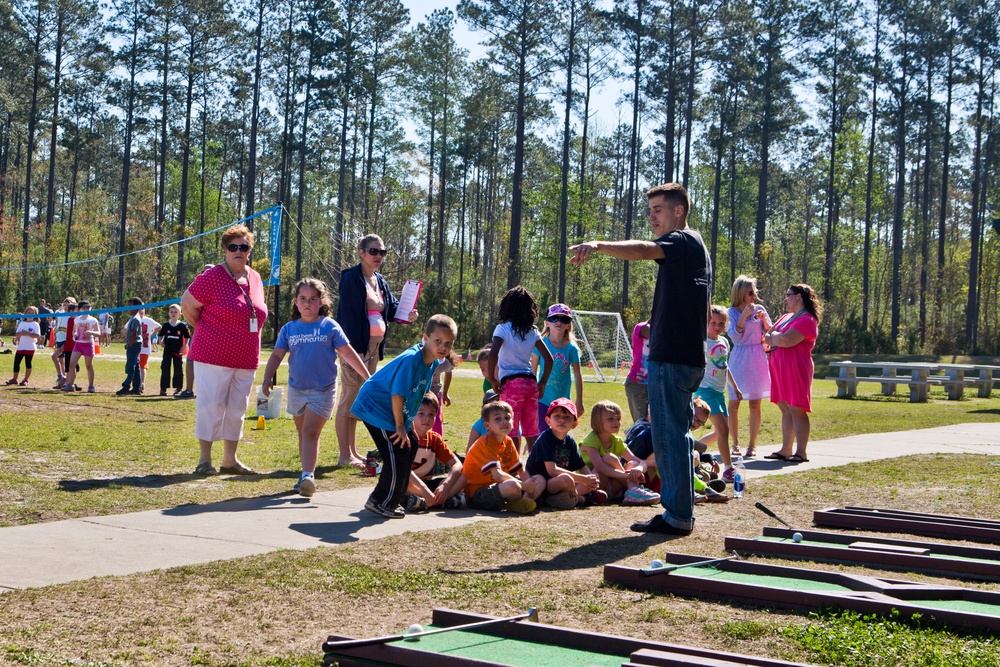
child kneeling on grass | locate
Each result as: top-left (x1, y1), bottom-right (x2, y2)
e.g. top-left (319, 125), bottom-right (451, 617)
top-left (525, 398), bottom-right (603, 509)
top-left (405, 393), bottom-right (467, 511)
top-left (351, 314), bottom-right (458, 519)
top-left (462, 400), bottom-right (544, 513)
top-left (579, 400), bottom-right (659, 506)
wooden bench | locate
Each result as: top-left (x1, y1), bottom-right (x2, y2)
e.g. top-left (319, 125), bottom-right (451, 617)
top-left (828, 362), bottom-right (936, 403)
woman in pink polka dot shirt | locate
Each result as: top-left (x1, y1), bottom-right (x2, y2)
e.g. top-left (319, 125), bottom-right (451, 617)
top-left (181, 224), bottom-right (268, 476)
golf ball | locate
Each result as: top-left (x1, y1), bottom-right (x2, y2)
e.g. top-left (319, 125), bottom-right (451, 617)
top-left (792, 532), bottom-right (803, 543)
top-left (404, 624), bottom-right (423, 641)
top-left (650, 559), bottom-right (665, 569)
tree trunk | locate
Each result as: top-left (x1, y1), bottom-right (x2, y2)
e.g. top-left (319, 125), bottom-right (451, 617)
top-left (175, 39), bottom-right (196, 293)
top-left (890, 51), bottom-right (909, 346)
top-left (118, 21), bottom-right (139, 307)
top-left (45, 11), bottom-right (66, 244)
top-left (682, 2), bottom-right (697, 188)
top-left (437, 79), bottom-right (449, 290)
top-left (862, 1), bottom-right (881, 331)
top-left (966, 58), bottom-right (986, 351)
top-left (937, 31), bottom-right (953, 336)
top-left (296, 43), bottom-right (315, 283)
top-left (622, 0), bottom-right (644, 309)
top-left (244, 0), bottom-right (266, 228)
top-left (558, 0), bottom-right (575, 302)
top-left (21, 12), bottom-right (44, 295)
top-left (823, 27), bottom-right (839, 304)
top-left (426, 111), bottom-right (436, 271)
top-left (508, 36), bottom-right (529, 289)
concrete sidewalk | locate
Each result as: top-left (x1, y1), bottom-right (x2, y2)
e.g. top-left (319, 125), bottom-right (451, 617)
top-left (2, 421), bottom-right (999, 592)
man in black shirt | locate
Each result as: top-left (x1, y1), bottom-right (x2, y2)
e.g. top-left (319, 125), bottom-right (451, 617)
top-left (570, 183), bottom-right (710, 535)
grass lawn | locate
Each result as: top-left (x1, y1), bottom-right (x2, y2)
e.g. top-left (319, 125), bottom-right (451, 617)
top-left (1, 349), bottom-right (1000, 666)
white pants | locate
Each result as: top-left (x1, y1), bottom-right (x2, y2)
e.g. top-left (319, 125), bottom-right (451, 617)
top-left (193, 362), bottom-right (255, 442)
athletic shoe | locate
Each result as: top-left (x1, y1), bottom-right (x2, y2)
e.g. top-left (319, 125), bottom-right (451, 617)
top-left (630, 514), bottom-right (692, 535)
top-left (391, 506), bottom-right (406, 517)
top-left (130, 388), bottom-right (142, 395)
top-left (545, 491), bottom-right (579, 509)
top-left (159, 390), bottom-right (167, 396)
top-left (623, 486), bottom-right (660, 506)
top-left (294, 473), bottom-right (316, 497)
top-left (74, 385), bottom-right (82, 391)
top-left (5, 378), bottom-right (17, 385)
top-left (61, 384), bottom-right (74, 392)
top-left (708, 479), bottom-right (727, 493)
top-left (175, 390), bottom-right (194, 399)
top-left (19, 379), bottom-right (28, 386)
top-left (722, 467), bottom-right (735, 483)
top-left (505, 496), bottom-right (537, 514)
top-left (87, 386), bottom-right (95, 393)
top-left (365, 498), bottom-right (403, 519)
top-left (442, 492), bottom-right (467, 509)
top-left (405, 494), bottom-right (428, 513)
top-left (702, 487), bottom-right (730, 503)
top-left (115, 388), bottom-right (132, 396)
top-left (53, 377), bottom-right (66, 389)
top-left (694, 492), bottom-right (708, 505)
top-left (582, 490), bottom-right (608, 506)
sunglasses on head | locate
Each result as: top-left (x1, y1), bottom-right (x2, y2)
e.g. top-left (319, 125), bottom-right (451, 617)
top-left (364, 247), bottom-right (388, 257)
top-left (226, 243), bottom-right (251, 252)
top-left (547, 315), bottom-right (572, 324)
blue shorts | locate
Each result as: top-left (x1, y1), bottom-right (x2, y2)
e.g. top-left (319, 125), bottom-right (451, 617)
top-left (695, 387), bottom-right (729, 417)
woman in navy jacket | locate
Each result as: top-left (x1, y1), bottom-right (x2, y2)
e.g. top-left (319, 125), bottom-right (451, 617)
top-left (335, 234), bottom-right (417, 467)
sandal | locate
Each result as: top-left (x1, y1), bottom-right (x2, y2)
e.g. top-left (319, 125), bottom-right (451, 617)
top-left (731, 443), bottom-right (742, 456)
top-left (219, 462), bottom-right (259, 475)
top-left (764, 452), bottom-right (788, 460)
top-left (194, 461), bottom-right (218, 476)
top-left (744, 444), bottom-right (756, 458)
top-left (786, 454), bottom-right (809, 463)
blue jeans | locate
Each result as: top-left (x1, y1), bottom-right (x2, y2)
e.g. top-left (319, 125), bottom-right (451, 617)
top-left (647, 361), bottom-right (704, 530)
top-left (122, 343), bottom-right (141, 391)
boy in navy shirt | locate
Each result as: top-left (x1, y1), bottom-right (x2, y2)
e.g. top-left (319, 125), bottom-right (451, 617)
top-left (525, 398), bottom-right (604, 509)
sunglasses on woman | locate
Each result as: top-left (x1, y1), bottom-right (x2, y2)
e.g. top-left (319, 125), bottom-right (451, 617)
top-left (547, 315), bottom-right (572, 324)
top-left (364, 247), bottom-right (389, 257)
top-left (226, 244), bottom-right (251, 252)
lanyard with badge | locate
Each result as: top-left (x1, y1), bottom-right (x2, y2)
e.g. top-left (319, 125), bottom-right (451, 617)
top-left (227, 266), bottom-right (258, 333)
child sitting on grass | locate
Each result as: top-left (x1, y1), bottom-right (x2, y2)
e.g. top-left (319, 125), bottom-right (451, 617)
top-left (462, 400), bottom-right (544, 514)
top-left (626, 397), bottom-right (728, 503)
top-left (406, 393), bottom-right (467, 511)
top-left (579, 400), bottom-right (659, 506)
top-left (525, 398), bottom-right (603, 509)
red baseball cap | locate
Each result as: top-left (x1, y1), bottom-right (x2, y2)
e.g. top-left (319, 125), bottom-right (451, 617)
top-left (546, 397), bottom-right (578, 419)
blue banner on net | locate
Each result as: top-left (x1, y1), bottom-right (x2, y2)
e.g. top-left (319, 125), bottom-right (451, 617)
top-left (263, 207), bottom-right (282, 286)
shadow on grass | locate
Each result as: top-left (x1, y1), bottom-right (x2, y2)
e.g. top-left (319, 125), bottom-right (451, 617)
top-left (452, 533), bottom-right (675, 574)
top-left (969, 408), bottom-right (1000, 415)
top-left (58, 468), bottom-right (299, 492)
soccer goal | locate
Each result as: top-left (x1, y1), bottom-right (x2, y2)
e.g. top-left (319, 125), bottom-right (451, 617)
top-left (571, 310), bottom-right (633, 382)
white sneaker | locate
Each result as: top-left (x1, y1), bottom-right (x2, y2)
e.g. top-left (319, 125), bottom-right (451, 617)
top-left (295, 473), bottom-right (316, 497)
top-left (623, 486), bottom-right (661, 506)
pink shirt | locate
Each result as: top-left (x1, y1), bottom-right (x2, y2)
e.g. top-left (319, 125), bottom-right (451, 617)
top-left (187, 264), bottom-right (268, 370)
top-left (627, 321), bottom-right (650, 384)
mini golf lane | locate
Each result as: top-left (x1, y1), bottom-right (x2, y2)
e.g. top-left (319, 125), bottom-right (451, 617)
top-left (604, 553), bottom-right (1000, 632)
top-left (726, 527), bottom-right (1000, 581)
top-left (323, 607), bottom-right (821, 667)
top-left (813, 506), bottom-right (1000, 544)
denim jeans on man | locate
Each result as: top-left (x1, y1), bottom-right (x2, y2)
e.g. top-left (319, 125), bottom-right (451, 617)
top-left (647, 360), bottom-right (704, 531)
top-left (122, 342), bottom-right (142, 391)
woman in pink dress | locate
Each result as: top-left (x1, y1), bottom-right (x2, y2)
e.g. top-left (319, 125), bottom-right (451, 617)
top-left (763, 284), bottom-right (821, 464)
top-left (726, 275), bottom-right (771, 458)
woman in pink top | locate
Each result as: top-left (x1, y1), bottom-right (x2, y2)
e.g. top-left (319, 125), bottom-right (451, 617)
top-left (763, 284), bottom-right (821, 464)
top-left (181, 224), bottom-right (268, 476)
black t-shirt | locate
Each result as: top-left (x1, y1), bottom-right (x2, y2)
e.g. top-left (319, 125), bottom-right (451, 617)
top-left (38, 307), bottom-right (52, 334)
top-left (525, 429), bottom-right (586, 480)
top-left (649, 228), bottom-right (711, 367)
top-left (160, 321), bottom-right (190, 353)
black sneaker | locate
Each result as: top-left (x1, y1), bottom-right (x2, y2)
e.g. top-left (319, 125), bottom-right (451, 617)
top-left (405, 495), bottom-right (428, 513)
top-left (115, 388), bottom-right (131, 396)
top-left (630, 514), bottom-right (693, 535)
top-left (175, 390), bottom-right (194, 399)
top-left (708, 479), bottom-right (727, 493)
top-left (365, 498), bottom-right (403, 519)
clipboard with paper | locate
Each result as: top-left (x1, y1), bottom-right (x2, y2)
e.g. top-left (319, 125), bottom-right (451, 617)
top-left (393, 280), bottom-right (422, 323)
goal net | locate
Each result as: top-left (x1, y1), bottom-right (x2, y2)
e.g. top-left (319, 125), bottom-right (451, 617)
top-left (571, 310), bottom-right (633, 382)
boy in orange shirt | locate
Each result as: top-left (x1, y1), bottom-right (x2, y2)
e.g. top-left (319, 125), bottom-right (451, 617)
top-left (462, 400), bottom-right (544, 513)
top-left (406, 393), bottom-right (467, 511)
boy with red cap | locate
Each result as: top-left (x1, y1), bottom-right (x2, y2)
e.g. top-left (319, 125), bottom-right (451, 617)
top-left (525, 397), bottom-right (605, 509)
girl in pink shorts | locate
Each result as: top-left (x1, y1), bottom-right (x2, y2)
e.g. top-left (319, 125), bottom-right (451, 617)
top-left (62, 301), bottom-right (100, 393)
top-left (488, 286), bottom-right (553, 457)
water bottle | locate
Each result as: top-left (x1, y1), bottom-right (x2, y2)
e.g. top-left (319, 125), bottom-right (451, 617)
top-left (732, 456), bottom-right (746, 499)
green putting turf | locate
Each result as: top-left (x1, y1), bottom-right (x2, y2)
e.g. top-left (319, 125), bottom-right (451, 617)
top-left (914, 599), bottom-right (1000, 616)
top-left (671, 565), bottom-right (854, 591)
top-left (755, 536), bottom-right (1000, 565)
top-left (376, 627), bottom-right (624, 666)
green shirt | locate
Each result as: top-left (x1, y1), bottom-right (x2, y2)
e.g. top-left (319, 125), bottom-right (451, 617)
top-left (579, 431), bottom-right (627, 469)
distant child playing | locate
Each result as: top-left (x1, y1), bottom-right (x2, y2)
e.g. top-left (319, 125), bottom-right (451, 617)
top-left (525, 398), bottom-right (603, 509)
top-left (159, 304), bottom-right (190, 396)
top-left (351, 314), bottom-right (458, 518)
top-left (579, 400), bottom-right (659, 505)
top-left (532, 303), bottom-right (583, 426)
top-left (51, 297), bottom-right (76, 387)
top-left (406, 393), bottom-right (467, 511)
top-left (7, 307), bottom-right (41, 386)
top-left (695, 305), bottom-right (743, 483)
top-left (462, 400), bottom-right (544, 513)
top-left (62, 300), bottom-right (100, 392)
top-left (489, 286), bottom-right (553, 456)
top-left (624, 320), bottom-right (650, 422)
top-left (262, 278), bottom-right (370, 497)
top-left (117, 298), bottom-right (144, 395)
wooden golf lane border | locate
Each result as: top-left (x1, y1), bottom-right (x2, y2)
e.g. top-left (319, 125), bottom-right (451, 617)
top-left (604, 553), bottom-right (1000, 632)
top-left (813, 506), bottom-right (1000, 544)
top-left (726, 527), bottom-right (1000, 581)
top-left (323, 607), bottom-right (819, 666)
